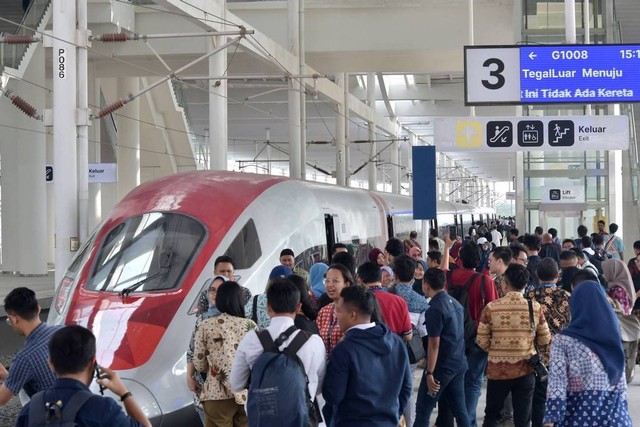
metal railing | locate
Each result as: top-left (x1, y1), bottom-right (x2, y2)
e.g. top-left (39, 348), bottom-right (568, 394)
top-left (0, 0), bottom-right (51, 70)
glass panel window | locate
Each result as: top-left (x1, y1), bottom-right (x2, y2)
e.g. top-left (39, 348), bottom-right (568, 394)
top-left (86, 213), bottom-right (205, 293)
top-left (223, 219), bottom-right (262, 270)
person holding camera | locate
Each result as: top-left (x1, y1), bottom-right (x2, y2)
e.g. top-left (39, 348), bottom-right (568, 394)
top-left (476, 264), bottom-right (551, 427)
top-left (15, 325), bottom-right (151, 427)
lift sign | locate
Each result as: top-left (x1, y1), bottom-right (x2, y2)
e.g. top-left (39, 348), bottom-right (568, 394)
top-left (58, 48), bottom-right (66, 79)
top-left (465, 44), bottom-right (640, 104)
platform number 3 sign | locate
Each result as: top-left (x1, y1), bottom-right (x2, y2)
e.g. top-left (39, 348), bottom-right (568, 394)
top-left (465, 46), bottom-right (521, 105)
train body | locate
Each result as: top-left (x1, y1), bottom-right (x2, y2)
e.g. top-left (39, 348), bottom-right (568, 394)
top-left (47, 171), bottom-right (493, 425)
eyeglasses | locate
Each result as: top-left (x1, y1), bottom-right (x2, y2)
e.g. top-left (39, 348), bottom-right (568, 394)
top-left (323, 278), bottom-right (343, 285)
top-left (517, 257), bottom-right (529, 265)
top-left (208, 288), bottom-right (218, 294)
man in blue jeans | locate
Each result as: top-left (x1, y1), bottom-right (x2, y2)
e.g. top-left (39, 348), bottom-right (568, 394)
top-left (414, 268), bottom-right (470, 427)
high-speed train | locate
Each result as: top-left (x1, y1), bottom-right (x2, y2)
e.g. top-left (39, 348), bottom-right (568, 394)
top-left (47, 170), bottom-right (494, 426)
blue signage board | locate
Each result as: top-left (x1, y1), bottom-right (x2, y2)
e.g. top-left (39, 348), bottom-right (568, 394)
top-left (412, 146), bottom-right (437, 220)
top-left (465, 44), bottom-right (640, 105)
top-left (520, 45), bottom-right (640, 103)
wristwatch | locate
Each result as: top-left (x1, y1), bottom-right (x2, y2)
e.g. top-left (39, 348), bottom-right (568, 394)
top-left (426, 371), bottom-right (433, 376)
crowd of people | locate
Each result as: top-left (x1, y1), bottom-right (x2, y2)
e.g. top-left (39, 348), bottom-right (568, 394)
top-left (1, 219), bottom-right (638, 427)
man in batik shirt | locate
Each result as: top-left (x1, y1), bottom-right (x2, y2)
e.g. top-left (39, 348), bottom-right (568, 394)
top-left (525, 257), bottom-right (571, 427)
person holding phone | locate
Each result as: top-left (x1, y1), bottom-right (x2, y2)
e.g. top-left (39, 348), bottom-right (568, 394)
top-left (15, 325), bottom-right (151, 427)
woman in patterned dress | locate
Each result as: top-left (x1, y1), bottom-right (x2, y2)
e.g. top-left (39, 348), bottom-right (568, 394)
top-left (543, 280), bottom-right (632, 427)
top-left (194, 281), bottom-right (258, 427)
top-left (315, 264), bottom-right (355, 355)
top-left (602, 258), bottom-right (639, 382)
top-left (187, 275), bottom-right (227, 422)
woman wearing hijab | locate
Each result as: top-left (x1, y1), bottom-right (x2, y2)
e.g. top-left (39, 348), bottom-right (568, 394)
top-left (310, 262), bottom-right (329, 299)
top-left (381, 265), bottom-right (395, 288)
top-left (602, 258), bottom-right (639, 383)
top-left (369, 248), bottom-right (387, 266)
top-left (187, 275), bottom-right (227, 423)
top-left (412, 259), bottom-right (428, 296)
top-left (543, 280), bottom-right (632, 427)
top-left (603, 258), bottom-right (636, 315)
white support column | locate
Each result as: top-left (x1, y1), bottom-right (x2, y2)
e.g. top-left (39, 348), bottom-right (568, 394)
top-left (298, 0), bottom-right (306, 179)
top-left (335, 74), bottom-right (346, 186)
top-left (53, 0), bottom-right (78, 285)
top-left (77, 0), bottom-right (89, 244)
top-left (407, 135), bottom-right (415, 196)
top-left (367, 73), bottom-right (376, 190)
top-left (88, 65), bottom-right (102, 231)
top-left (565, 0), bottom-right (577, 43)
top-left (516, 151), bottom-right (525, 230)
top-left (440, 154), bottom-right (448, 201)
top-left (344, 73), bottom-right (351, 187)
top-left (391, 139), bottom-right (400, 194)
top-left (208, 35), bottom-right (228, 171)
top-left (116, 77), bottom-right (140, 201)
top-left (287, 0), bottom-right (302, 179)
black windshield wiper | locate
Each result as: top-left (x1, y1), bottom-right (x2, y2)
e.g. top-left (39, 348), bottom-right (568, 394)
top-left (119, 249), bottom-right (174, 298)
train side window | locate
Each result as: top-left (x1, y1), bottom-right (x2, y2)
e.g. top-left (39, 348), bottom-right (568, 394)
top-left (86, 213), bottom-right (206, 293)
top-left (223, 219), bottom-right (262, 270)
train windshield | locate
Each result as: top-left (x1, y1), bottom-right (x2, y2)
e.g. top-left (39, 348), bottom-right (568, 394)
top-left (86, 212), bottom-right (206, 293)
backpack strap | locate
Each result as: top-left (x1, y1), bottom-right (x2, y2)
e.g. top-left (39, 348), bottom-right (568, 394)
top-left (256, 325), bottom-right (298, 353)
top-left (59, 390), bottom-right (94, 424)
top-left (256, 329), bottom-right (278, 353)
top-left (283, 330), bottom-right (311, 359)
top-left (28, 389), bottom-right (94, 427)
top-left (28, 391), bottom-right (46, 427)
top-left (251, 295), bottom-right (259, 324)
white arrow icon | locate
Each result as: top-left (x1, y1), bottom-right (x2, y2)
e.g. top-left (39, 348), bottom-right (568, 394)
top-left (529, 52), bottom-right (537, 60)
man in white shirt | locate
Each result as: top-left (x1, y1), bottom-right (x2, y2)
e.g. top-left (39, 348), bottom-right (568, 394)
top-left (230, 278), bottom-right (326, 401)
top-left (490, 225), bottom-right (503, 247)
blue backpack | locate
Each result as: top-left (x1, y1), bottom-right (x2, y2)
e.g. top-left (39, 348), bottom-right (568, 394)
top-left (247, 326), bottom-right (319, 427)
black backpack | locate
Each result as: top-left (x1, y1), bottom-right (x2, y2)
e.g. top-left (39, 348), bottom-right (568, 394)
top-left (446, 271), bottom-right (486, 352)
top-left (247, 326), bottom-right (319, 427)
top-left (28, 390), bottom-right (94, 427)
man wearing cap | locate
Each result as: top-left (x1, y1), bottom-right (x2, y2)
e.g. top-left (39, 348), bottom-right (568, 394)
top-left (245, 266), bottom-right (293, 328)
top-left (280, 249), bottom-right (310, 285)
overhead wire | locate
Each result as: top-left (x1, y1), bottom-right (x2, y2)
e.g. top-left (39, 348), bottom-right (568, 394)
top-left (0, 6), bottom-right (412, 178)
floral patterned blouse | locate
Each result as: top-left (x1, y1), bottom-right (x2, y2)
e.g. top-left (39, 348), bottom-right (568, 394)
top-left (194, 313), bottom-right (258, 403)
top-left (316, 302), bottom-right (343, 356)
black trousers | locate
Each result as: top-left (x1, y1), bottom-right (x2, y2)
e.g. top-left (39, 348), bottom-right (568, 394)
top-left (482, 373), bottom-right (535, 427)
top-left (531, 375), bottom-right (548, 427)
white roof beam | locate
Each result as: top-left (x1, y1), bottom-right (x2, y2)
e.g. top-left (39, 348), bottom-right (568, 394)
top-left (152, 0), bottom-right (397, 136)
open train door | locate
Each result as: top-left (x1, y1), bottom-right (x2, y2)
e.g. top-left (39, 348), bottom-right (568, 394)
top-left (325, 214), bottom-right (339, 254)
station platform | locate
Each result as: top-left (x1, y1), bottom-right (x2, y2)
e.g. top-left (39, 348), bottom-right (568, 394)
top-left (0, 270), bottom-right (54, 317)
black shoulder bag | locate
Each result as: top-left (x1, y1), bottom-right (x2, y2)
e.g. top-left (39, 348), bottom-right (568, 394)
top-left (527, 299), bottom-right (548, 382)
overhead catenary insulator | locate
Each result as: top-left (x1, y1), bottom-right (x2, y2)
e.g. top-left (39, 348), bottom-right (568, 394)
top-left (95, 98), bottom-right (128, 118)
top-left (0, 34), bottom-right (39, 45)
top-left (94, 33), bottom-right (130, 43)
top-left (10, 95), bottom-right (40, 120)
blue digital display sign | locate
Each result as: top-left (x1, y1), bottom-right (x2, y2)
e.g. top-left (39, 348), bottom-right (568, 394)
top-left (519, 45), bottom-right (640, 103)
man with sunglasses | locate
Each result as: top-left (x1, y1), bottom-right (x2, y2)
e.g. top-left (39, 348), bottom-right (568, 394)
top-left (0, 287), bottom-right (61, 408)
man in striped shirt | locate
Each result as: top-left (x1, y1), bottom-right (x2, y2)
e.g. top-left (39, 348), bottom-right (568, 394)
top-left (0, 287), bottom-right (62, 406)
